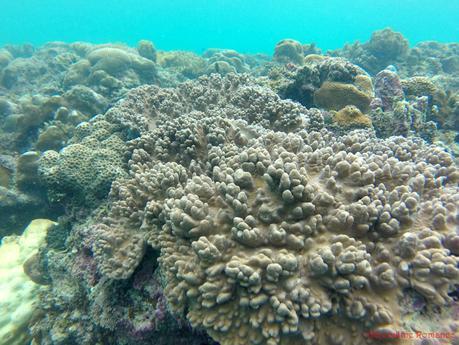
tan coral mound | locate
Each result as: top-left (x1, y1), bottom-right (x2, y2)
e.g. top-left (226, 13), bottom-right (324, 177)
top-left (154, 131), bottom-right (458, 345)
top-left (314, 81), bottom-right (373, 113)
top-left (89, 75), bottom-right (458, 345)
top-left (274, 39), bottom-right (304, 65)
top-left (333, 105), bottom-right (372, 128)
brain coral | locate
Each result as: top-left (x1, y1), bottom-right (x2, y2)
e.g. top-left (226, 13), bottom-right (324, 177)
top-left (89, 74), bottom-right (457, 345)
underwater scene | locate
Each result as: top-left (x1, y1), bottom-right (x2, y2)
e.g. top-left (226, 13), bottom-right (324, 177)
top-left (0, 1), bottom-right (458, 345)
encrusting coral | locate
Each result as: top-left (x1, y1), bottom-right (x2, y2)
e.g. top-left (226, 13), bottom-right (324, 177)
top-left (64, 74), bottom-right (459, 345)
top-left (332, 105), bottom-right (372, 128)
top-left (38, 116), bottom-right (128, 206)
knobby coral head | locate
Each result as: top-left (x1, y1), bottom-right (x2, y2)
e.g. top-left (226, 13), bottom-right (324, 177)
top-left (89, 74), bottom-right (458, 345)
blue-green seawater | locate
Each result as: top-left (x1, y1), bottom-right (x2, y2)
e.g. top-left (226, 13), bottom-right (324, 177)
top-left (1, 0), bottom-right (458, 52)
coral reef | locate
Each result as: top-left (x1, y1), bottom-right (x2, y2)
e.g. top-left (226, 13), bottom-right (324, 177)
top-left (314, 81), bottom-right (372, 112)
top-left (368, 71), bottom-right (457, 143)
top-left (332, 105), bottom-right (372, 129)
top-left (38, 116), bottom-right (128, 206)
top-left (270, 56), bottom-right (374, 112)
top-left (0, 41), bottom-right (262, 159)
top-left (365, 28), bottom-right (410, 70)
top-left (0, 186), bottom-right (50, 238)
top-left (30, 221), bottom-right (217, 345)
top-left (157, 51), bottom-right (208, 83)
top-left (0, 151), bottom-right (56, 238)
top-left (400, 41), bottom-right (459, 79)
top-left (329, 28), bottom-right (410, 75)
top-left (137, 40), bottom-right (157, 62)
top-left (204, 49), bottom-right (250, 74)
top-left (373, 67), bottom-right (405, 111)
top-left (401, 76), bottom-right (459, 132)
top-left (302, 43), bottom-right (322, 57)
top-left (83, 46), bottom-right (157, 90)
top-left (0, 154), bottom-right (14, 188)
top-left (64, 74), bottom-right (458, 345)
top-left (370, 96), bottom-right (437, 141)
top-left (0, 32), bottom-right (455, 158)
top-left (0, 41), bottom-right (160, 156)
top-left (272, 39), bottom-right (320, 66)
top-left (0, 30), bottom-right (458, 345)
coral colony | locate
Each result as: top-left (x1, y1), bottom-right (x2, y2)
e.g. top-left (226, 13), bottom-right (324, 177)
top-left (0, 29), bottom-right (457, 345)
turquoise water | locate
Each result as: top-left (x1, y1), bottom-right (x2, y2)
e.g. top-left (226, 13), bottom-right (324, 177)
top-left (1, 0), bottom-right (458, 53)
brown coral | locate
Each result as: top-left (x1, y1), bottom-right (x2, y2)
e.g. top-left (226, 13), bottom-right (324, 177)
top-left (152, 130), bottom-right (458, 345)
top-left (274, 39), bottom-right (304, 65)
top-left (333, 105), bottom-right (372, 128)
top-left (314, 81), bottom-right (373, 112)
top-left (90, 75), bottom-right (458, 345)
top-left (272, 56), bottom-right (374, 112)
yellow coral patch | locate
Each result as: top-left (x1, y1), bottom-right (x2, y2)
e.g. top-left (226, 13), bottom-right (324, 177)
top-left (333, 105), bottom-right (372, 128)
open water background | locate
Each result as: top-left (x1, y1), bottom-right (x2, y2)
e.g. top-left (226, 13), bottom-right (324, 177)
top-left (1, 0), bottom-right (458, 52)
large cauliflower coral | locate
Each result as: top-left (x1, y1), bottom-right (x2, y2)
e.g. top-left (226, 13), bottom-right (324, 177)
top-left (93, 75), bottom-right (458, 345)
top-left (155, 130), bottom-right (458, 345)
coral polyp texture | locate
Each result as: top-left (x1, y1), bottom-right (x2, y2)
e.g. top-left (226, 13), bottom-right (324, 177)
top-left (84, 74), bottom-right (459, 345)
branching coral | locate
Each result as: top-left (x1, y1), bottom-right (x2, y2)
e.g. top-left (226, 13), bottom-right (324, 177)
top-left (153, 131), bottom-right (458, 345)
